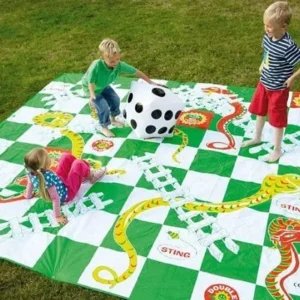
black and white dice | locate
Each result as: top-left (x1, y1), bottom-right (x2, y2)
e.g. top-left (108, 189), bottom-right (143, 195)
top-left (123, 82), bottom-right (184, 139)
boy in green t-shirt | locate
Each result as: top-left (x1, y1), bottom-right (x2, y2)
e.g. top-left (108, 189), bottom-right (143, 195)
top-left (82, 39), bottom-right (156, 137)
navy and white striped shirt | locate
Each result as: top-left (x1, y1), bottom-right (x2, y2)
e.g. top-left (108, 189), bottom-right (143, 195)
top-left (261, 32), bottom-right (300, 90)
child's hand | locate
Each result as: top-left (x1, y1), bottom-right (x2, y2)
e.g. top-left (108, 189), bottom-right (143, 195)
top-left (284, 76), bottom-right (295, 89)
top-left (56, 215), bottom-right (68, 225)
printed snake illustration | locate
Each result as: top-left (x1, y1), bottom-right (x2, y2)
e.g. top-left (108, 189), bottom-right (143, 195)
top-left (266, 218), bottom-right (300, 300)
top-left (92, 173), bottom-right (300, 287)
top-left (172, 128), bottom-right (188, 163)
top-left (202, 87), bottom-right (247, 150)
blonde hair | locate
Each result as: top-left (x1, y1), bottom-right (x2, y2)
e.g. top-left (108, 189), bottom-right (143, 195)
top-left (24, 148), bottom-right (51, 201)
top-left (99, 39), bottom-right (120, 57)
top-left (264, 1), bottom-right (292, 25)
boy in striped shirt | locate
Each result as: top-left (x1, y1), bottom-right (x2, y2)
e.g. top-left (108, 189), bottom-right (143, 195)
top-left (242, 1), bottom-right (300, 162)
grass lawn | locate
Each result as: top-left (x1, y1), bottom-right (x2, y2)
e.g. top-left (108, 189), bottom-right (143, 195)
top-left (1, 0), bottom-right (300, 299)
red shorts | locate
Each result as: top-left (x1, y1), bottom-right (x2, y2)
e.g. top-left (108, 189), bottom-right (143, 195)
top-left (249, 82), bottom-right (289, 128)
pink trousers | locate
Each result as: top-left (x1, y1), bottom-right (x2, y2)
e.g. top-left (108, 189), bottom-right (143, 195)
top-left (56, 153), bottom-right (90, 201)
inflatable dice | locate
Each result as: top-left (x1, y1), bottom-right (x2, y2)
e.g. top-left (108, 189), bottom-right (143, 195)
top-left (123, 82), bottom-right (184, 139)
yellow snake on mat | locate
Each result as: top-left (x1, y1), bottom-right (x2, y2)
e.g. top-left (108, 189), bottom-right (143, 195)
top-left (93, 173), bottom-right (300, 287)
top-left (172, 128), bottom-right (188, 163)
top-left (32, 112), bottom-right (125, 174)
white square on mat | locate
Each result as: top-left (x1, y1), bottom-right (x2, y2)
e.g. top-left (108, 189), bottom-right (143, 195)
top-left (50, 94), bottom-right (88, 114)
top-left (7, 107), bottom-right (48, 125)
top-left (154, 143), bottom-right (198, 169)
top-left (84, 135), bottom-right (125, 157)
top-left (287, 108), bottom-right (300, 126)
top-left (191, 271), bottom-right (256, 300)
top-left (119, 187), bottom-right (170, 224)
top-left (0, 138), bottom-right (14, 155)
top-left (0, 197), bottom-right (38, 220)
top-left (78, 247), bottom-right (146, 298)
top-left (0, 160), bottom-right (24, 188)
top-left (66, 114), bottom-right (99, 134)
top-left (244, 120), bottom-right (275, 143)
top-left (102, 158), bottom-right (144, 187)
top-left (216, 208), bottom-right (269, 245)
top-left (148, 225), bottom-right (206, 271)
top-left (231, 156), bottom-right (278, 184)
top-left (0, 231), bottom-right (55, 268)
top-left (17, 125), bottom-right (60, 147)
top-left (199, 130), bottom-right (244, 156)
top-left (182, 171), bottom-right (230, 203)
top-left (279, 147), bottom-right (300, 167)
top-left (58, 210), bottom-right (117, 247)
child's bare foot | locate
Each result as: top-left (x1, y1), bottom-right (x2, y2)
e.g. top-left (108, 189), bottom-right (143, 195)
top-left (99, 126), bottom-right (115, 137)
top-left (110, 117), bottom-right (125, 128)
top-left (241, 138), bottom-right (261, 148)
top-left (88, 167), bottom-right (107, 184)
top-left (267, 149), bottom-right (283, 163)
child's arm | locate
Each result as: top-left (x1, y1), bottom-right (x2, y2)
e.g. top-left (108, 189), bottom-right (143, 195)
top-left (136, 70), bottom-right (166, 87)
top-left (47, 186), bottom-right (68, 225)
top-left (136, 69), bottom-right (155, 84)
top-left (24, 177), bottom-right (34, 199)
top-left (285, 68), bottom-right (300, 88)
top-left (259, 61), bottom-right (264, 74)
top-left (88, 83), bottom-right (96, 101)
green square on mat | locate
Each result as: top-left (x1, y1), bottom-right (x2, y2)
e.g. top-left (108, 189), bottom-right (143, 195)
top-left (86, 182), bottom-right (135, 215)
top-left (278, 164), bottom-right (300, 175)
top-left (25, 94), bottom-right (53, 108)
top-left (227, 85), bottom-right (255, 103)
top-left (200, 240), bottom-right (262, 284)
top-left (0, 121), bottom-right (32, 141)
top-left (114, 139), bottom-right (159, 158)
top-left (130, 259), bottom-right (198, 300)
top-left (253, 285), bottom-right (275, 300)
top-left (33, 236), bottom-right (97, 283)
top-left (190, 148), bottom-right (237, 177)
top-left (110, 126), bottom-right (133, 138)
top-left (100, 219), bottom-right (162, 257)
top-left (114, 76), bottom-right (136, 90)
top-left (81, 153), bottom-right (111, 169)
top-left (207, 114), bottom-right (222, 132)
top-left (162, 126), bottom-right (206, 148)
top-left (0, 142), bottom-right (41, 165)
top-left (78, 104), bottom-right (93, 115)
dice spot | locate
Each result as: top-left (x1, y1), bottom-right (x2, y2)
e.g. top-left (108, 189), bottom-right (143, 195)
top-left (152, 88), bottom-right (165, 97)
top-left (131, 119), bottom-right (137, 129)
top-left (158, 127), bottom-right (167, 134)
top-left (151, 109), bottom-right (162, 119)
top-left (168, 126), bottom-right (175, 133)
top-left (175, 110), bottom-right (182, 119)
top-left (128, 93), bottom-right (133, 103)
top-left (135, 103), bottom-right (143, 113)
top-left (164, 110), bottom-right (173, 120)
top-left (146, 125), bottom-right (156, 134)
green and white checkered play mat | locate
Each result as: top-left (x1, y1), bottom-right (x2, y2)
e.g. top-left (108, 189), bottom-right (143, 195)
top-left (0, 74), bottom-right (300, 300)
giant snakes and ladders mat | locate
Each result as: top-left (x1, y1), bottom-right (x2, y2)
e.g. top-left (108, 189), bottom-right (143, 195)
top-left (0, 74), bottom-right (300, 300)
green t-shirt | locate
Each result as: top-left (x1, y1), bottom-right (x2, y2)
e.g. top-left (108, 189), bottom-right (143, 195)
top-left (82, 59), bottom-right (136, 95)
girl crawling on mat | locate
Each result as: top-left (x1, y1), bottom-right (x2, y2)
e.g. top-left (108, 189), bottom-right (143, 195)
top-left (24, 148), bottom-right (106, 225)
